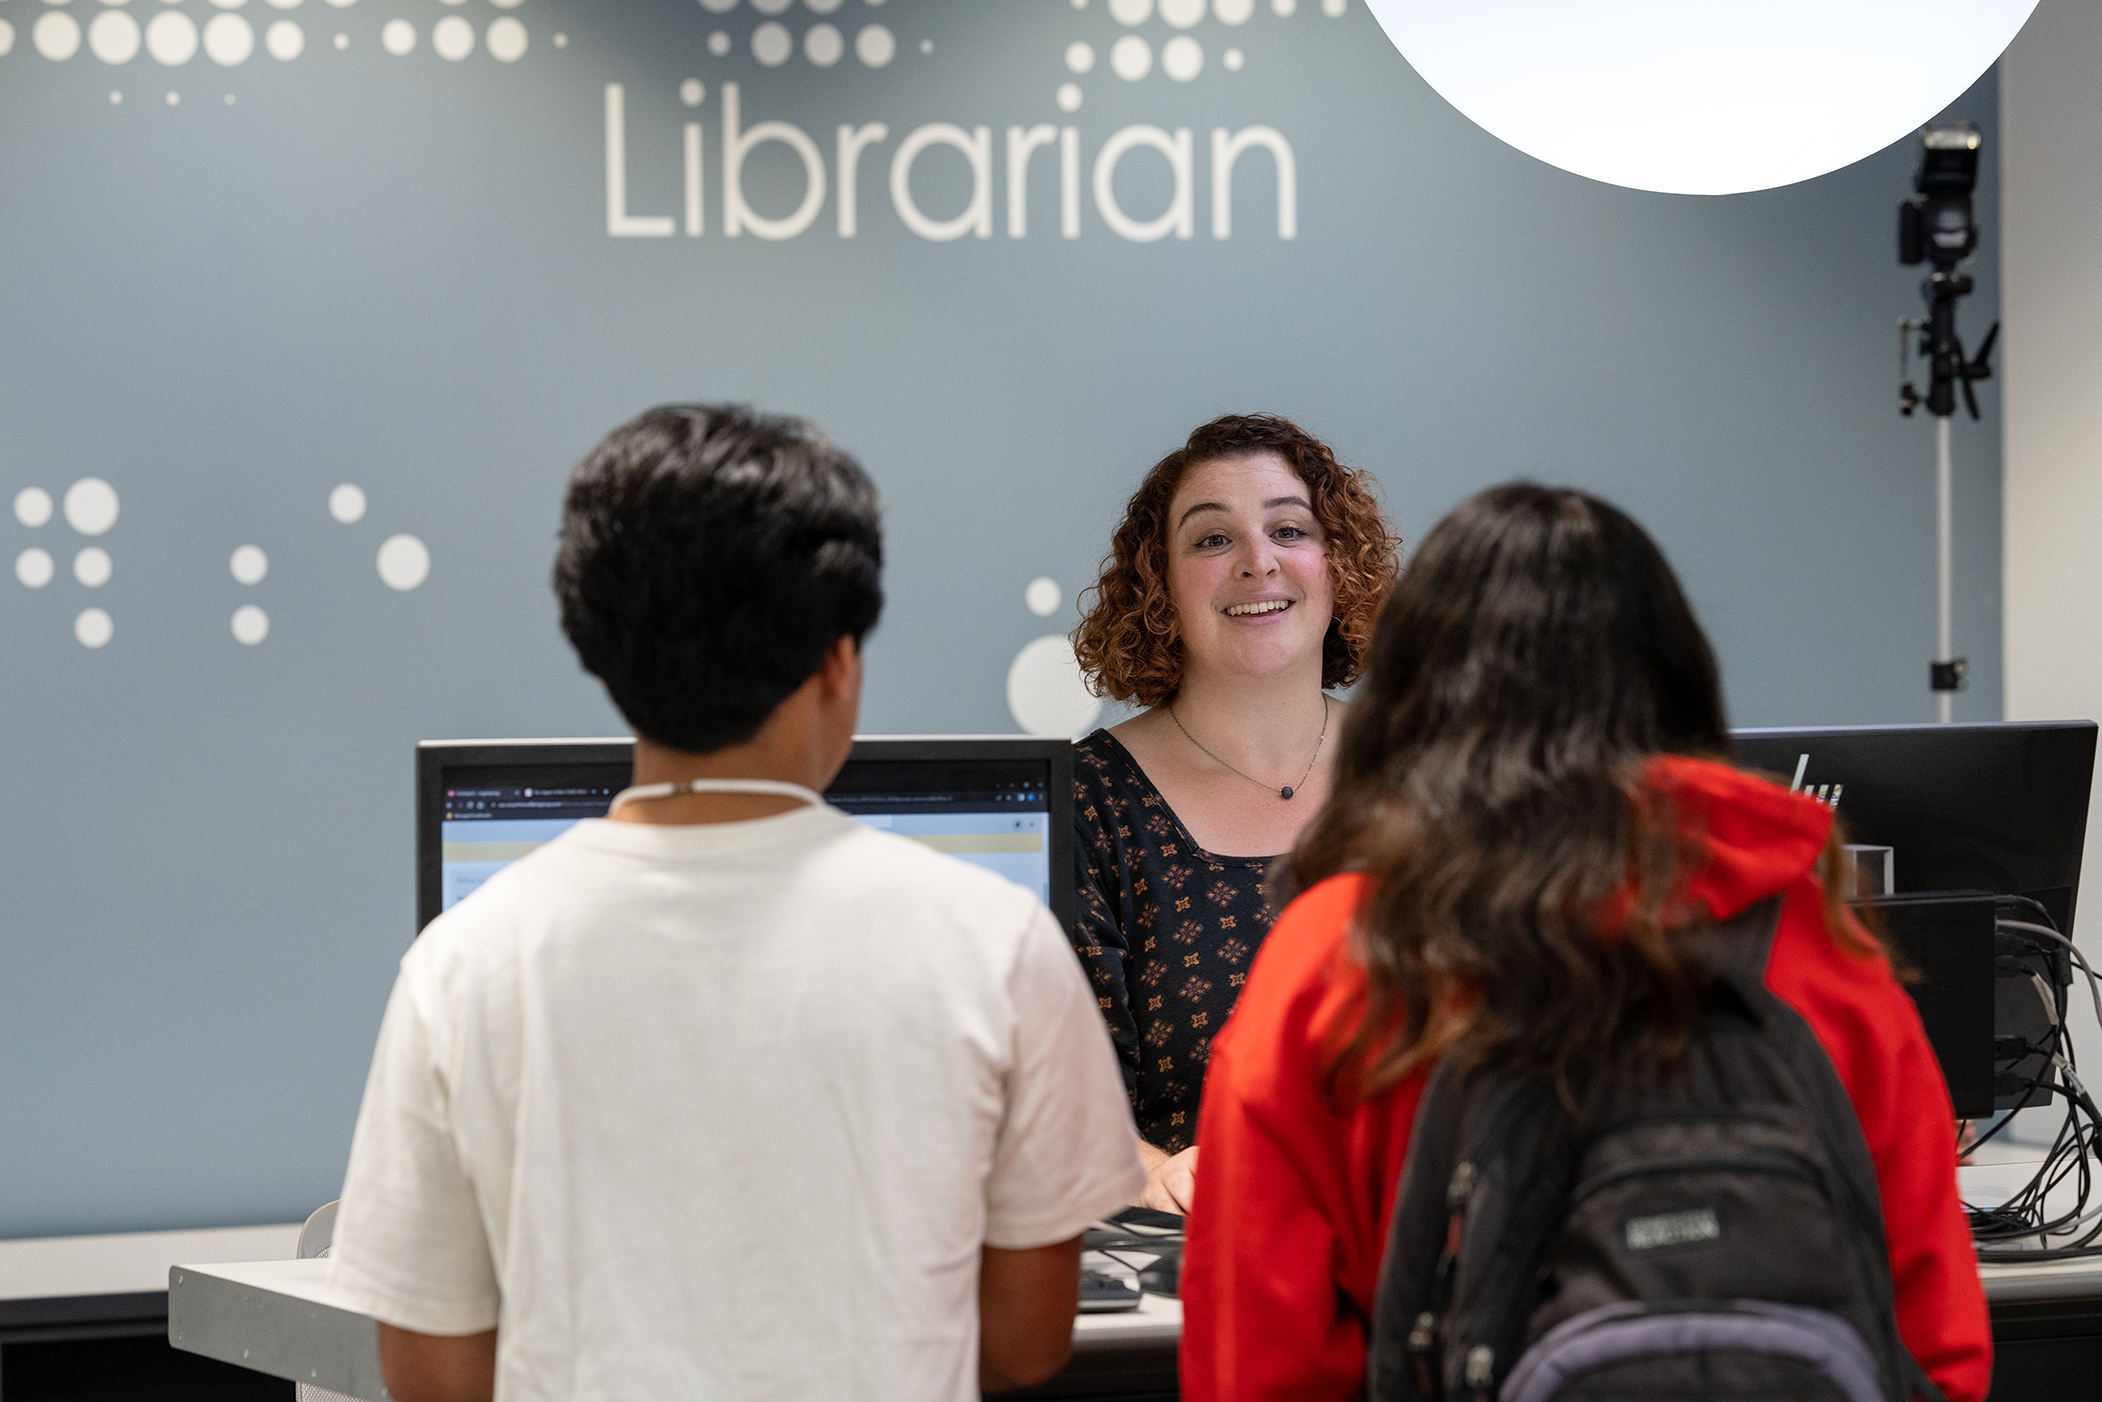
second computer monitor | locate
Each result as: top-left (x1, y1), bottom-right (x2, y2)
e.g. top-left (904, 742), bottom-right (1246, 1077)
top-left (1731, 721), bottom-right (2097, 935)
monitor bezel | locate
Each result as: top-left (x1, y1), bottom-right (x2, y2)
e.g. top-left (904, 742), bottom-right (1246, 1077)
top-left (1729, 718), bottom-right (2098, 933)
top-left (416, 736), bottom-right (1076, 936)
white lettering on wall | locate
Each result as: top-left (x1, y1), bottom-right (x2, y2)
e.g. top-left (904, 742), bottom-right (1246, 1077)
top-left (1212, 126), bottom-right (1296, 240)
top-left (1007, 124), bottom-right (1058, 240)
top-left (723, 83), bottom-right (826, 241)
top-left (837, 123), bottom-right (889, 238)
top-left (891, 124), bottom-right (993, 241)
top-left (1061, 127), bottom-right (1081, 240)
top-left (601, 85), bottom-right (1297, 244)
top-left (1094, 125), bottom-right (1193, 243)
top-left (684, 122), bottom-right (704, 236)
top-left (605, 84), bottom-right (674, 238)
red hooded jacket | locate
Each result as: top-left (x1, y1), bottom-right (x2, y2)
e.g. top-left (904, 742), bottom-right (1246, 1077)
top-left (1179, 756), bottom-right (1991, 1402)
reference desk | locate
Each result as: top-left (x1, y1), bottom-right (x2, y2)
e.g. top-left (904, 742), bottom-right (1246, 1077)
top-left (167, 1259), bottom-right (1181, 1402)
top-left (159, 1159), bottom-right (2102, 1402)
top-left (159, 1251), bottom-right (2102, 1402)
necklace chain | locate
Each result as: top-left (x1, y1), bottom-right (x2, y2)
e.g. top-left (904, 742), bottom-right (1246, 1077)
top-left (1168, 695), bottom-right (1329, 801)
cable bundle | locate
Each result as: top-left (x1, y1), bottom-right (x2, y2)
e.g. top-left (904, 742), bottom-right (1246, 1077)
top-left (1965, 896), bottom-right (2102, 1261)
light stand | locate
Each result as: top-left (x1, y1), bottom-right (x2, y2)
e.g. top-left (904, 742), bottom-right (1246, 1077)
top-left (1898, 122), bottom-right (1997, 723)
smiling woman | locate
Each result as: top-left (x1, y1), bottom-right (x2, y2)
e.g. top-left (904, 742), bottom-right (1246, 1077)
top-left (1067, 414), bottom-right (1400, 1212)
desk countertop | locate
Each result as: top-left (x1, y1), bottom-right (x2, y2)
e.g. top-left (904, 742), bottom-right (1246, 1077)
top-left (170, 1258), bottom-right (1181, 1402)
top-left (0, 1224), bottom-right (301, 1333)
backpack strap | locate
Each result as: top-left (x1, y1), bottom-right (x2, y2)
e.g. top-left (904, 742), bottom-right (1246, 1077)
top-left (1684, 895), bottom-right (1785, 1016)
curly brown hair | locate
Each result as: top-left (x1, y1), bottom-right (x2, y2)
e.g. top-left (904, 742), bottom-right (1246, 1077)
top-left (1072, 414), bottom-right (1400, 707)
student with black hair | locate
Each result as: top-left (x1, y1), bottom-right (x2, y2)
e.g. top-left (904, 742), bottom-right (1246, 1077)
top-left (328, 405), bottom-right (1143, 1402)
top-left (1178, 484), bottom-right (1990, 1402)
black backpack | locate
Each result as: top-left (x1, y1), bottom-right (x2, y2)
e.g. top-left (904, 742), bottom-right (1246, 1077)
top-left (1367, 897), bottom-right (1948, 1402)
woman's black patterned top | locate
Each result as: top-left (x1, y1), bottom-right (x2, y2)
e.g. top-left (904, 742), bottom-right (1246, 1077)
top-left (1068, 729), bottom-right (1280, 1153)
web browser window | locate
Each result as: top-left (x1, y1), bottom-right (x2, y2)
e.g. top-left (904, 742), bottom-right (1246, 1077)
top-left (438, 757), bottom-right (1054, 914)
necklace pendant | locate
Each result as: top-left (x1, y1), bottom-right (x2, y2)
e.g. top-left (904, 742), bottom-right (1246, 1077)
top-left (1280, 786), bottom-right (1294, 800)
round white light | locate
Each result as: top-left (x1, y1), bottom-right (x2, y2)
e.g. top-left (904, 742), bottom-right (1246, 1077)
top-left (230, 544), bottom-right (267, 584)
top-left (1007, 636), bottom-right (1101, 738)
top-left (232, 604), bottom-right (269, 645)
top-left (377, 533), bottom-right (430, 591)
top-left (1360, 0), bottom-right (2038, 195)
top-left (75, 607), bottom-right (114, 649)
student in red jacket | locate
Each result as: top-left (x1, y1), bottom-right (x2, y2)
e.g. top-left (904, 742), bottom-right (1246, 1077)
top-left (1179, 484), bottom-right (1991, 1402)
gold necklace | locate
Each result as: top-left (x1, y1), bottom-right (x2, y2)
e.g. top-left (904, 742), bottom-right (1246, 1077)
top-left (1168, 695), bottom-right (1329, 800)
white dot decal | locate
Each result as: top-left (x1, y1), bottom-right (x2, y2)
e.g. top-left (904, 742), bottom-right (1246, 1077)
top-left (1271, 0), bottom-right (1294, 14)
top-left (750, 21), bottom-right (789, 65)
top-left (379, 17), bottom-right (413, 54)
top-left (1160, 0), bottom-right (1203, 26)
top-left (1321, 0), bottom-right (1344, 14)
top-left (88, 9), bottom-right (139, 63)
top-left (1007, 636), bottom-right (1102, 738)
top-left (1064, 39), bottom-right (1092, 73)
top-left (680, 78), bottom-right (703, 106)
top-left (377, 533), bottom-right (429, 591)
top-left (231, 604), bottom-right (269, 644)
top-left (34, 10), bottom-right (81, 60)
top-left (804, 22), bottom-right (840, 64)
top-left (15, 548), bottom-right (54, 589)
top-left (331, 31), bottom-right (345, 48)
top-left (1109, 33), bottom-right (1149, 79)
top-left (751, 0), bottom-right (791, 13)
top-left (0, 20), bottom-right (14, 58)
top-left (698, 0), bottom-right (737, 12)
top-left (553, 32), bottom-right (566, 47)
top-left (63, 478), bottom-right (119, 536)
top-left (807, 0), bottom-right (842, 11)
top-left (14, 487), bottom-right (53, 528)
top-left (707, 30), bottom-right (729, 55)
top-left (203, 12), bottom-right (252, 64)
top-left (324, 0), bottom-right (354, 7)
top-left (166, 91), bottom-right (179, 105)
top-left (73, 547), bottom-right (111, 587)
top-left (1025, 577), bottom-right (1062, 617)
top-left (1108, 0), bottom-right (1151, 24)
top-left (492, 0), bottom-right (523, 8)
top-left (1213, 0), bottom-right (1252, 22)
top-left (1161, 34), bottom-right (1200, 79)
top-left (1056, 81), bottom-right (1081, 111)
top-left (145, 9), bottom-right (195, 63)
top-left (74, 607), bottom-right (113, 649)
top-left (1223, 46), bottom-right (1243, 69)
top-left (264, 19), bottom-right (300, 58)
top-left (432, 14), bottom-right (470, 59)
top-left (209, 0), bottom-right (251, 11)
top-left (266, 0), bottom-right (303, 10)
top-left (328, 483), bottom-right (366, 523)
top-left (918, 37), bottom-right (930, 52)
top-left (229, 544), bottom-right (267, 584)
top-left (110, 90), bottom-right (123, 103)
top-left (854, 22), bottom-right (891, 65)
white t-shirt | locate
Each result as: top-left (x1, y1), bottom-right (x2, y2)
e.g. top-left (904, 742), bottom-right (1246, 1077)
top-left (329, 803), bottom-right (1144, 1402)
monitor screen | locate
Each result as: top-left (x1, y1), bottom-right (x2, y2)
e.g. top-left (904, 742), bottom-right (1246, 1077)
top-left (418, 737), bottom-right (1075, 935)
top-left (1730, 720), bottom-right (2098, 935)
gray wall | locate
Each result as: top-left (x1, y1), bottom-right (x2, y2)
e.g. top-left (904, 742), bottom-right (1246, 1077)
top-left (0, 0), bottom-right (2003, 1238)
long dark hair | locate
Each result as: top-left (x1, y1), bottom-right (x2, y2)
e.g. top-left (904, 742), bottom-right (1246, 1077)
top-left (1283, 483), bottom-right (1777, 1101)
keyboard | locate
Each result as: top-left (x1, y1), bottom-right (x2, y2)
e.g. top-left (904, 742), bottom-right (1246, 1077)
top-left (1079, 1268), bottom-right (1143, 1313)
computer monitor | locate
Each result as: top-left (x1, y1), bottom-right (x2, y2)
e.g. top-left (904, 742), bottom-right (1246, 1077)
top-left (1730, 721), bottom-right (2097, 935)
top-left (1732, 721), bottom-right (2098, 1118)
top-left (416, 737), bottom-right (1075, 935)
